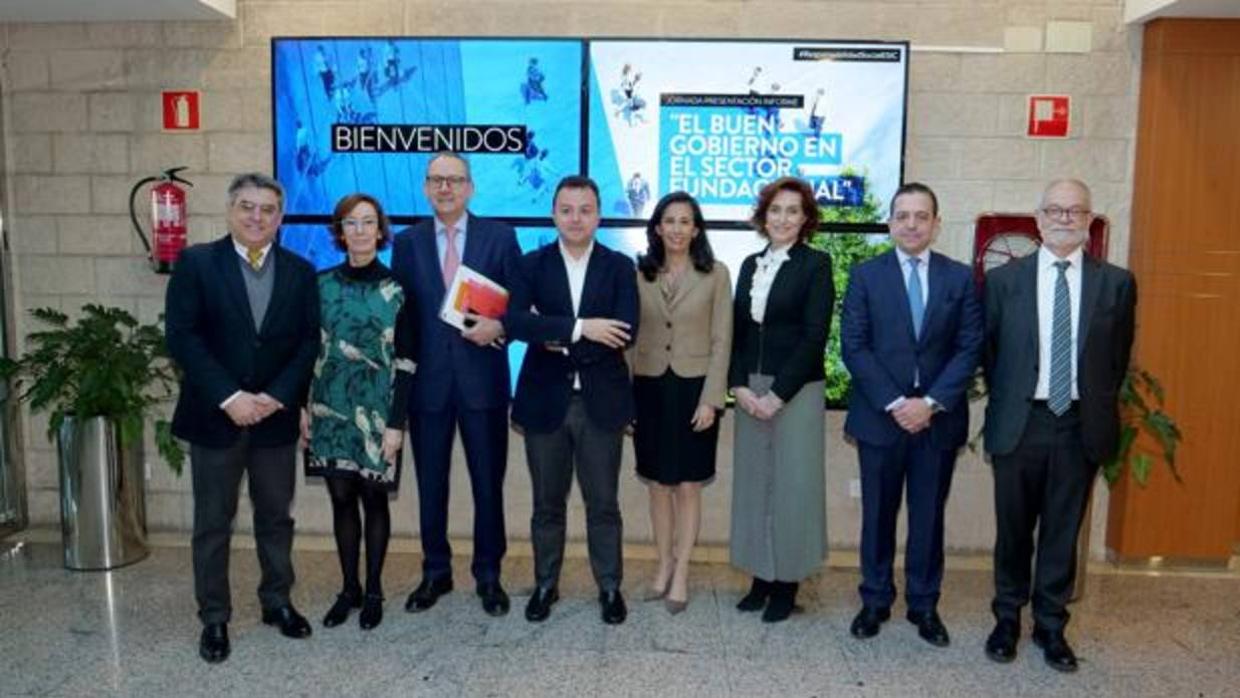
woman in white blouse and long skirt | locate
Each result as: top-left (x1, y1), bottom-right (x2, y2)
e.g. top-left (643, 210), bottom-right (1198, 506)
top-left (728, 177), bottom-right (835, 623)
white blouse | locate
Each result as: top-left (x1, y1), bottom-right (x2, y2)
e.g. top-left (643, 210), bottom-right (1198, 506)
top-left (748, 246), bottom-right (791, 324)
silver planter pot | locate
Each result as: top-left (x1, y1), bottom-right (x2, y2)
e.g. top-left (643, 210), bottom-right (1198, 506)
top-left (57, 415), bottom-right (148, 570)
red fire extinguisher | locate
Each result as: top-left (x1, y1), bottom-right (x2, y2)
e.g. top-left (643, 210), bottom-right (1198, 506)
top-left (129, 166), bottom-right (193, 274)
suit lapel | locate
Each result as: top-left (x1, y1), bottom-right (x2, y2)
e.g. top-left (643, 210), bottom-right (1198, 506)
top-left (666, 265), bottom-right (704, 314)
top-left (919, 252), bottom-right (948, 346)
top-left (578, 245), bottom-right (606, 317)
top-left (546, 244), bottom-right (575, 316)
top-left (416, 223), bottom-right (446, 298)
top-left (461, 214), bottom-right (482, 271)
top-left (1019, 253), bottom-right (1040, 356)
top-left (881, 250), bottom-right (917, 345)
top-left (1078, 255), bottom-right (1102, 357)
top-left (214, 237), bottom-right (256, 335)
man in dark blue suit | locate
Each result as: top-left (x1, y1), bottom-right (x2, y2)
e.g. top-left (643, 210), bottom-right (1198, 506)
top-left (390, 152), bottom-right (521, 617)
top-left (841, 182), bottom-right (983, 647)
top-left (504, 176), bottom-right (638, 625)
top-left (165, 173), bottom-right (320, 663)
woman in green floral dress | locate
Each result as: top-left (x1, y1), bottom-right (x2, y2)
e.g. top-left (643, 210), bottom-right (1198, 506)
top-left (302, 193), bottom-right (415, 631)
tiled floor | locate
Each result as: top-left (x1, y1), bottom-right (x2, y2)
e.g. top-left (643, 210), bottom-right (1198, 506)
top-left (2, 537), bottom-right (1237, 697)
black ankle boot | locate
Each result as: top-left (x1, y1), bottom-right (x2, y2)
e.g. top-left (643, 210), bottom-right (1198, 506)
top-left (323, 590), bottom-right (362, 628)
top-left (737, 577), bottom-right (772, 612)
top-left (762, 581), bottom-right (798, 623)
top-left (359, 593), bottom-right (384, 630)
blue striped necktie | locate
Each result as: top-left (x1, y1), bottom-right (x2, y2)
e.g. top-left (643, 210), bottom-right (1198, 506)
top-left (907, 256), bottom-right (925, 339)
top-left (1048, 260), bottom-right (1073, 416)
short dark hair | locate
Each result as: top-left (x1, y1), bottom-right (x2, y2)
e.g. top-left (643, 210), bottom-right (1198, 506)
top-left (889, 181), bottom-right (939, 217)
top-left (227, 172), bottom-right (284, 211)
top-left (552, 175), bottom-right (600, 209)
top-left (751, 177), bottom-right (820, 243)
top-left (637, 192), bottom-right (716, 281)
top-left (328, 192), bottom-right (393, 252)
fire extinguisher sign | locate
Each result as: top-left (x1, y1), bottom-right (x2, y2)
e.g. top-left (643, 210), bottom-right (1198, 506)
top-left (1026, 94), bottom-right (1070, 138)
top-left (162, 91), bottom-right (201, 131)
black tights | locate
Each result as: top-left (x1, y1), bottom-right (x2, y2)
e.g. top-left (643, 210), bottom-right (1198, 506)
top-left (326, 476), bottom-right (391, 598)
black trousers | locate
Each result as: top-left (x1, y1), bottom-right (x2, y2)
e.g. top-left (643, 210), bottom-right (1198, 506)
top-left (191, 435), bottom-right (297, 625)
top-left (991, 403), bottom-right (1097, 632)
top-left (524, 396), bottom-right (624, 592)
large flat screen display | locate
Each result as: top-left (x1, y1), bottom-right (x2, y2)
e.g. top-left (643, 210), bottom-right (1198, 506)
top-left (271, 36), bottom-right (908, 407)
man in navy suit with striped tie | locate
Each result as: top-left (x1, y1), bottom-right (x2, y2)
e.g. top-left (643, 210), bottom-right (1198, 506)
top-left (841, 182), bottom-right (983, 648)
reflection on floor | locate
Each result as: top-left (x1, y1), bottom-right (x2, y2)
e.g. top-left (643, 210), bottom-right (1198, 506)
top-left (1, 539), bottom-right (1237, 697)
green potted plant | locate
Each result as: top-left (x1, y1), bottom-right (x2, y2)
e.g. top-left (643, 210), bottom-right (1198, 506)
top-left (0, 304), bottom-right (183, 570)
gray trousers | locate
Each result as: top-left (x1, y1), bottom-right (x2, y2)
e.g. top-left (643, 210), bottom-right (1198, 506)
top-left (190, 435), bottom-right (297, 624)
top-left (524, 397), bottom-right (624, 592)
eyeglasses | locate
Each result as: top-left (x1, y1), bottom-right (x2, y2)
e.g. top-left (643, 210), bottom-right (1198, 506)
top-left (342, 218), bottom-right (379, 231)
top-left (426, 175), bottom-right (469, 188)
top-left (1040, 206), bottom-right (1091, 221)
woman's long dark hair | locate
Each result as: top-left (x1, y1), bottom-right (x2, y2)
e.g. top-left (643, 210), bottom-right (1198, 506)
top-left (637, 191), bottom-right (716, 281)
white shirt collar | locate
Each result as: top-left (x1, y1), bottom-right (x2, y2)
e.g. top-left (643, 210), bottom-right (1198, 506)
top-left (434, 212), bottom-right (469, 235)
top-left (558, 239), bottom-right (594, 266)
top-left (895, 247), bottom-right (930, 267)
top-left (232, 238), bottom-right (273, 263)
top-left (1038, 244), bottom-right (1084, 271)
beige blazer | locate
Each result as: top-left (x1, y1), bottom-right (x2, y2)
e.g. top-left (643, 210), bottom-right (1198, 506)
top-left (631, 262), bottom-right (733, 408)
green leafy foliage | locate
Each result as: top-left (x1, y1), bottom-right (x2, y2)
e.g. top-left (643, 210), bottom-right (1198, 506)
top-left (1101, 367), bottom-right (1183, 487)
top-left (808, 232), bottom-right (892, 408)
top-left (0, 305), bottom-right (184, 475)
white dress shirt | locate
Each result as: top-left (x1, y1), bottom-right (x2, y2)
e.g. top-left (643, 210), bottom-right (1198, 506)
top-left (748, 244), bottom-right (791, 324)
top-left (559, 240), bottom-right (594, 389)
top-left (1034, 245), bottom-right (1083, 400)
top-left (886, 248), bottom-right (939, 412)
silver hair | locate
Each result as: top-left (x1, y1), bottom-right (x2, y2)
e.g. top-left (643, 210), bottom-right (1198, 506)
top-left (1039, 178), bottom-right (1092, 209)
top-left (426, 150), bottom-right (472, 180)
top-left (227, 173), bottom-right (285, 211)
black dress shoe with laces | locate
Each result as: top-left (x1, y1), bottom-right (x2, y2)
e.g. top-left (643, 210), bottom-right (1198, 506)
top-left (524, 586), bottom-right (559, 622)
top-left (1032, 627), bottom-right (1079, 673)
top-left (907, 609), bottom-right (950, 647)
top-left (849, 606), bottom-right (891, 639)
top-left (736, 577), bottom-right (772, 612)
top-left (478, 581), bottom-right (511, 617)
top-left (322, 591), bottom-right (361, 628)
top-left (262, 604), bottom-right (313, 638)
top-left (198, 623), bottom-right (230, 664)
top-left (404, 577), bottom-right (453, 613)
top-left (985, 619), bottom-right (1020, 663)
top-left (599, 589), bottom-right (627, 625)
top-left (359, 593), bottom-right (384, 630)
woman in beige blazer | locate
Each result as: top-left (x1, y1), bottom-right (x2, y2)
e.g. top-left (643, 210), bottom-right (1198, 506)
top-left (632, 191), bottom-right (732, 614)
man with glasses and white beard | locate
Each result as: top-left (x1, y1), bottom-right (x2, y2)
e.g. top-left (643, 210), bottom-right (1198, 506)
top-left (982, 179), bottom-right (1137, 673)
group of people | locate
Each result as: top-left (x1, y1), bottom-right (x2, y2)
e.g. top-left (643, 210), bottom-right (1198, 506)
top-left (166, 158), bottom-right (1135, 677)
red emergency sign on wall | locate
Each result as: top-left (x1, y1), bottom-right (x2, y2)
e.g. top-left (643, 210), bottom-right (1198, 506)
top-left (162, 91), bottom-right (201, 131)
top-left (1027, 94), bottom-right (1070, 138)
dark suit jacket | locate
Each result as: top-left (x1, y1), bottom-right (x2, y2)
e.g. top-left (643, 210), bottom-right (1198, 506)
top-left (165, 235), bottom-right (320, 448)
top-left (505, 241), bottom-right (639, 433)
top-left (983, 252), bottom-right (1137, 463)
top-left (390, 215), bottom-right (520, 412)
top-left (728, 242), bottom-right (834, 402)
top-left (841, 250), bottom-right (984, 451)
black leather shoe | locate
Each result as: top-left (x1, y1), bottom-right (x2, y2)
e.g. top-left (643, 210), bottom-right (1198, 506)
top-left (262, 605), bottom-right (312, 639)
top-left (404, 577), bottom-right (453, 613)
top-left (849, 606), bottom-right (891, 639)
top-left (600, 589), bottom-right (627, 625)
top-left (198, 623), bottom-right (229, 664)
top-left (907, 609), bottom-right (950, 647)
top-left (358, 594), bottom-right (384, 630)
top-left (736, 577), bottom-right (771, 612)
top-left (1032, 627), bottom-right (1079, 673)
top-left (322, 591), bottom-right (361, 628)
top-left (478, 582), bottom-right (511, 617)
top-left (761, 582), bottom-right (798, 623)
top-left (524, 586), bottom-right (559, 622)
top-left (985, 619), bottom-right (1020, 663)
